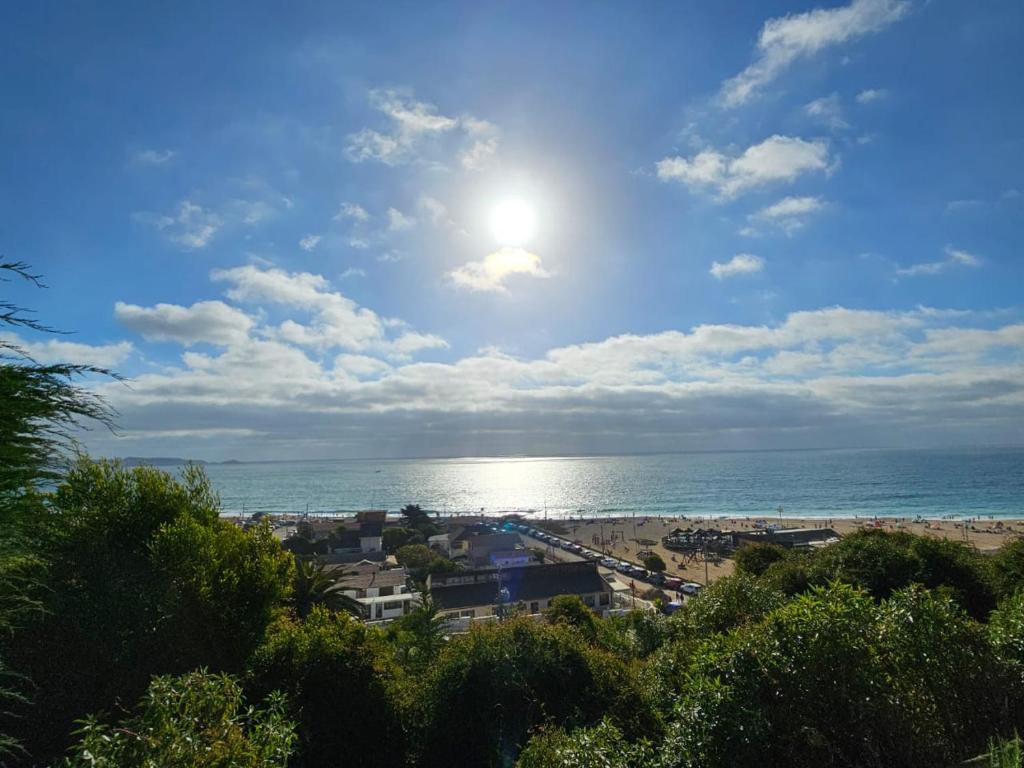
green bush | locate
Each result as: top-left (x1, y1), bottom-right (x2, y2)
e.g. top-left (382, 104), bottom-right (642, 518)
top-left (517, 719), bottom-right (656, 768)
top-left (62, 671), bottom-right (296, 768)
top-left (545, 594), bottom-right (599, 640)
top-left (733, 542), bottom-right (787, 576)
top-left (675, 573), bottom-right (785, 636)
top-left (411, 617), bottom-right (658, 767)
top-left (246, 608), bottom-right (405, 768)
top-left (4, 459), bottom-right (293, 762)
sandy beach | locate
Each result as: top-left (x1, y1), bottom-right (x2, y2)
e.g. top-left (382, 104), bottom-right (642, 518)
top-left (541, 515), bottom-right (1023, 585)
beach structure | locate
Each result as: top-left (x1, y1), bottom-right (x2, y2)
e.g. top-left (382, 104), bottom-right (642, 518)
top-left (428, 561), bottom-right (613, 623)
top-left (465, 532), bottom-right (530, 567)
top-left (732, 526), bottom-right (840, 549)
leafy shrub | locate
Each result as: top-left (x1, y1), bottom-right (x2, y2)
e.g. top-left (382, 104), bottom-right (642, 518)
top-left (733, 542), bottom-right (787, 576)
top-left (62, 671), bottom-right (296, 768)
top-left (246, 608), bottom-right (404, 768)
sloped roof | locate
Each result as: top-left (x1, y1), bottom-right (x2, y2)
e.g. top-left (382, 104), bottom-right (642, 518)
top-left (430, 562), bottom-right (608, 610)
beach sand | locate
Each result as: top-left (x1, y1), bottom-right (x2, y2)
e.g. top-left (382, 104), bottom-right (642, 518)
top-left (543, 515), bottom-right (1023, 586)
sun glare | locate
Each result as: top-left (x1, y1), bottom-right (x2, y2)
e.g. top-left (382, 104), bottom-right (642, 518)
top-left (489, 197), bottom-right (537, 247)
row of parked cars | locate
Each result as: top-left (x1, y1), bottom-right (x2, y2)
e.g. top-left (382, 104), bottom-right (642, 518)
top-left (504, 522), bottom-right (704, 596)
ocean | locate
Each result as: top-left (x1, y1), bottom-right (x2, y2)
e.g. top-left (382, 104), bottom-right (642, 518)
top-left (199, 448), bottom-right (1024, 520)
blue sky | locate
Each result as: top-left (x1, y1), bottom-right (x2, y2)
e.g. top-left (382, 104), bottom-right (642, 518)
top-left (2, 0), bottom-right (1023, 459)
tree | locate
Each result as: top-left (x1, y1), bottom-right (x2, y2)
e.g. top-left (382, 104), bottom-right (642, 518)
top-left (395, 543), bottom-right (459, 581)
top-left (545, 595), bottom-right (599, 641)
top-left (642, 554), bottom-right (667, 573)
top-left (4, 459), bottom-right (294, 762)
top-left (62, 671), bottom-right (296, 768)
top-left (387, 592), bottom-right (447, 666)
top-left (733, 542), bottom-right (787, 577)
top-left (676, 573), bottom-right (785, 636)
top-left (991, 539), bottom-right (1024, 599)
top-left (382, 526), bottom-right (419, 553)
top-left (290, 557), bottom-right (363, 619)
top-left (0, 261), bottom-right (116, 757)
top-left (246, 608), bottom-right (405, 768)
top-left (411, 617), bottom-right (658, 767)
top-left (517, 719), bottom-right (656, 768)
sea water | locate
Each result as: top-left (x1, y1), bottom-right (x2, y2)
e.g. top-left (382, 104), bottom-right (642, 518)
top-left (198, 448), bottom-right (1024, 520)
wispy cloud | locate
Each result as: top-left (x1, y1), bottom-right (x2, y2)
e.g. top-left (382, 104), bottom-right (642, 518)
top-left (134, 201), bottom-right (223, 249)
top-left (335, 202), bottom-right (370, 222)
top-left (721, 0), bottom-right (910, 107)
top-left (896, 246), bottom-right (982, 277)
top-left (345, 88), bottom-right (500, 168)
top-left (710, 253), bottom-right (765, 279)
top-left (386, 207), bottom-right (415, 231)
top-left (657, 135), bottom-right (831, 199)
top-left (804, 93), bottom-right (848, 129)
top-left (299, 234), bottom-right (322, 251)
top-left (132, 148), bottom-right (176, 166)
top-left (751, 195), bottom-right (826, 234)
top-left (855, 87), bottom-right (888, 104)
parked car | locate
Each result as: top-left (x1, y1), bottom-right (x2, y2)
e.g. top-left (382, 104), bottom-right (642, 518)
top-left (663, 577), bottom-right (683, 590)
top-left (681, 582), bottom-right (703, 595)
top-left (648, 572), bottom-right (666, 586)
top-left (615, 562), bottom-right (632, 574)
top-left (600, 557), bottom-right (617, 568)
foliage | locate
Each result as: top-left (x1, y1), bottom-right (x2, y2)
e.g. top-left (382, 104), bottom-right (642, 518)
top-left (62, 671), bottom-right (296, 768)
top-left (246, 608), bottom-right (404, 768)
top-left (290, 558), bottom-right (363, 619)
top-left (386, 592), bottom-right (447, 667)
top-left (382, 525), bottom-right (421, 553)
top-left (516, 719), bottom-right (656, 768)
top-left (544, 594), bottom-right (599, 640)
top-left (411, 616), bottom-right (658, 767)
top-left (992, 539), bottom-right (1024, 599)
top-left (669, 582), bottom-right (891, 768)
top-left (4, 459), bottom-right (294, 763)
top-left (733, 542), bottom-right (787, 576)
top-left (395, 542), bottom-right (459, 580)
top-left (675, 573), bottom-right (785, 636)
top-left (874, 586), bottom-right (1014, 765)
top-left (399, 503), bottom-right (440, 538)
top-left (0, 261), bottom-right (117, 757)
top-left (643, 553), bottom-right (667, 572)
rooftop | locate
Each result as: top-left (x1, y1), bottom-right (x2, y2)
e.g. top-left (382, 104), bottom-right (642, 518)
top-left (430, 561), bottom-right (609, 611)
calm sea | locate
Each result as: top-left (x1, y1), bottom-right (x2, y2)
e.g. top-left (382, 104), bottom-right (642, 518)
top-left (198, 448), bottom-right (1024, 520)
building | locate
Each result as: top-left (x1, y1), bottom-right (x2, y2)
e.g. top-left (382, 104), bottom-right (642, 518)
top-left (330, 562), bottom-right (421, 623)
top-left (732, 527), bottom-right (840, 549)
top-left (285, 517), bottom-right (386, 564)
top-left (428, 561), bottom-right (613, 621)
top-left (465, 532), bottom-right (529, 567)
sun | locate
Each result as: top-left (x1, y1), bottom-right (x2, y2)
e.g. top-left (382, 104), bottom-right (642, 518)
top-left (489, 197), bottom-right (537, 247)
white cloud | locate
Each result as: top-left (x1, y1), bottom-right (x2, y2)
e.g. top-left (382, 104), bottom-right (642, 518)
top-left (721, 0), bottom-right (910, 107)
top-left (855, 88), bottom-right (888, 104)
top-left (299, 234), bottom-right (322, 251)
top-left (386, 207), bottom-right (415, 231)
top-left (348, 238), bottom-right (371, 250)
top-left (133, 148), bottom-right (175, 166)
top-left (345, 88), bottom-right (499, 168)
top-left (89, 301), bottom-right (1024, 460)
top-left (340, 268), bottom-right (366, 279)
top-left (657, 135), bottom-right (830, 199)
top-left (115, 300), bottom-right (254, 346)
top-left (211, 265), bottom-right (383, 349)
top-left (710, 253), bottom-right (765, 279)
top-left (896, 246), bottom-right (982, 277)
top-left (752, 195), bottom-right (826, 233)
top-left (804, 93), bottom-right (848, 129)
top-left (386, 331), bottom-right (450, 358)
top-left (449, 248), bottom-right (550, 293)
top-left (335, 202), bottom-right (370, 222)
top-left (2, 333), bottom-right (134, 368)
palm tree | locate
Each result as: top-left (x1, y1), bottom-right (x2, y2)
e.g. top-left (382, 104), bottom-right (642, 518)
top-left (290, 558), bottom-right (363, 619)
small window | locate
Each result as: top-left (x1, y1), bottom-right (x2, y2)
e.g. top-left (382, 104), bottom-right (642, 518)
top-left (583, 594), bottom-right (595, 607)
top-left (529, 601), bottom-right (540, 614)
top-left (599, 593), bottom-right (610, 606)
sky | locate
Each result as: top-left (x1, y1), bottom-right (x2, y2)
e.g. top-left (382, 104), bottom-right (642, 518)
top-left (2, 0), bottom-right (1023, 460)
